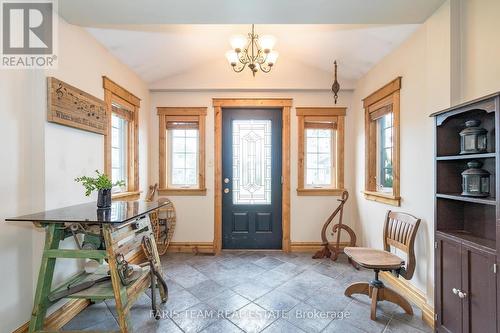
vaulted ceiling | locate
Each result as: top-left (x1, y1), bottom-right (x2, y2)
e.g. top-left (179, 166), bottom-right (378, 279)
top-left (86, 24), bottom-right (419, 89)
top-left (59, 0), bottom-right (445, 90)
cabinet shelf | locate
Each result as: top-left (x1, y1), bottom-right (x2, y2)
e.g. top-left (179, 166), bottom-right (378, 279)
top-left (436, 193), bottom-right (496, 206)
top-left (436, 230), bottom-right (496, 252)
top-left (436, 153), bottom-right (496, 161)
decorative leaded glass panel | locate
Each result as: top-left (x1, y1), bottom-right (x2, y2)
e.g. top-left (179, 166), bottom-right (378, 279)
top-left (232, 120), bottom-right (272, 205)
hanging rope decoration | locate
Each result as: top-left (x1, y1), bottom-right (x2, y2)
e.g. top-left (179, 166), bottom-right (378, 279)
top-left (331, 60), bottom-right (340, 104)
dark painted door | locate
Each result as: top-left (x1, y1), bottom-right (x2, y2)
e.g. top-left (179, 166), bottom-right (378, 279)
top-left (461, 244), bottom-right (497, 333)
top-left (222, 108), bottom-right (282, 249)
top-left (436, 234), bottom-right (463, 333)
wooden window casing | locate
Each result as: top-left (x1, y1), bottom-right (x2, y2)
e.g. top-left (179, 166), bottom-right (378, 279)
top-left (296, 107), bottom-right (346, 196)
top-left (363, 77), bottom-right (401, 206)
top-left (103, 76), bottom-right (141, 198)
top-left (158, 107), bottom-right (207, 196)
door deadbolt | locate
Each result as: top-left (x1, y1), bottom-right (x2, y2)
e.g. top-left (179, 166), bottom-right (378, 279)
top-left (224, 178), bottom-right (230, 184)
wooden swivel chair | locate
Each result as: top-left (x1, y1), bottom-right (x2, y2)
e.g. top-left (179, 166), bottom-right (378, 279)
top-left (344, 210), bottom-right (421, 320)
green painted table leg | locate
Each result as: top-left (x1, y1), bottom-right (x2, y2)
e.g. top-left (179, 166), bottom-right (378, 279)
top-left (29, 224), bottom-right (63, 333)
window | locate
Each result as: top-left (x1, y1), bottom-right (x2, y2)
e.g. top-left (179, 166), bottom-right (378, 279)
top-left (296, 107), bottom-right (345, 195)
top-left (111, 111), bottom-right (128, 192)
top-left (364, 77), bottom-right (401, 206)
top-left (168, 123), bottom-right (199, 188)
top-left (158, 107), bottom-right (207, 195)
top-left (377, 112), bottom-right (393, 192)
top-left (103, 76), bottom-right (140, 197)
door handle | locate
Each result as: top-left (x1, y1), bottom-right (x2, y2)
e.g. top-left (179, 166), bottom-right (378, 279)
top-left (458, 290), bottom-right (467, 299)
top-left (224, 188), bottom-right (230, 194)
top-left (452, 288), bottom-right (459, 295)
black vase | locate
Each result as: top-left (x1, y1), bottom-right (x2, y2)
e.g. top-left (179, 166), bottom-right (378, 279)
top-left (97, 188), bottom-right (112, 208)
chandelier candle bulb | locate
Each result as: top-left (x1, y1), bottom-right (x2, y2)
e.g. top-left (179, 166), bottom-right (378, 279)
top-left (230, 35), bottom-right (247, 52)
top-left (225, 50), bottom-right (239, 66)
top-left (259, 35), bottom-right (277, 51)
top-left (267, 51), bottom-right (279, 65)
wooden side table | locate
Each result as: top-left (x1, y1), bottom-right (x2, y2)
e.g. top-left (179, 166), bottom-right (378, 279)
top-left (7, 200), bottom-right (168, 333)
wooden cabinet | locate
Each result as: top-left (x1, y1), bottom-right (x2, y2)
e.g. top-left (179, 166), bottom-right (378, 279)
top-left (436, 234), bottom-right (497, 333)
top-left (432, 93), bottom-right (500, 333)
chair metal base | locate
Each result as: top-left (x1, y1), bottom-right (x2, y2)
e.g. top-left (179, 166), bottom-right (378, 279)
top-left (344, 280), bottom-right (413, 320)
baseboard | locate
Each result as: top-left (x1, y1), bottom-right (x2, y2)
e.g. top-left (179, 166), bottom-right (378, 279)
top-left (290, 241), bottom-right (351, 252)
top-left (12, 250), bottom-right (146, 333)
top-left (12, 299), bottom-right (90, 333)
top-left (167, 242), bottom-right (215, 254)
top-left (380, 271), bottom-right (435, 329)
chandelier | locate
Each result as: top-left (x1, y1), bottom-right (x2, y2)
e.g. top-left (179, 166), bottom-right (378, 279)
top-left (225, 24), bottom-right (279, 76)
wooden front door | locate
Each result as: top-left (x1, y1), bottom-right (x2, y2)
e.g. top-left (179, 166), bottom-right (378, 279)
top-left (222, 108), bottom-right (282, 249)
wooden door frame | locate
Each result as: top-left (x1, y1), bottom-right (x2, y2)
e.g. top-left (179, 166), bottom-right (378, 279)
top-left (213, 98), bottom-right (292, 254)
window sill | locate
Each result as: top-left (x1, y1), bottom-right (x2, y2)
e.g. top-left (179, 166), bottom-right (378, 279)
top-left (363, 190), bottom-right (401, 207)
top-left (297, 188), bottom-right (346, 196)
top-left (159, 188), bottom-right (207, 196)
top-left (112, 191), bottom-right (142, 200)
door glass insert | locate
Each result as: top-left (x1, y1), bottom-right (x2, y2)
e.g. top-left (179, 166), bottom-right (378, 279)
top-left (232, 119), bottom-right (272, 204)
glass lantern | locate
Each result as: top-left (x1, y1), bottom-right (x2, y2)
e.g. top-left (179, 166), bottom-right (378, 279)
top-left (461, 160), bottom-right (490, 197)
top-left (459, 119), bottom-right (487, 154)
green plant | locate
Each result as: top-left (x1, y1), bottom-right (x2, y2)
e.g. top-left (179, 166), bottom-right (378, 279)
top-left (75, 170), bottom-right (125, 196)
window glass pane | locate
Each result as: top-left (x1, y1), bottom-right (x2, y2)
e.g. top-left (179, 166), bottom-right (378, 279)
top-left (305, 128), bottom-right (334, 187)
top-left (376, 113), bottom-right (393, 192)
top-left (168, 128), bottom-right (199, 188)
top-left (318, 137), bottom-right (331, 153)
top-left (317, 153), bottom-right (331, 169)
top-left (232, 119), bottom-right (272, 205)
top-left (172, 137), bottom-right (186, 152)
top-left (306, 137), bottom-right (317, 153)
top-left (383, 128), bottom-right (393, 148)
top-left (317, 129), bottom-right (330, 138)
top-left (307, 153), bottom-right (318, 168)
top-left (185, 153), bottom-right (197, 169)
top-left (185, 138), bottom-right (197, 153)
top-left (172, 152), bottom-right (186, 169)
top-left (171, 168), bottom-right (186, 185)
top-left (185, 169), bottom-right (197, 185)
top-left (111, 113), bottom-right (128, 192)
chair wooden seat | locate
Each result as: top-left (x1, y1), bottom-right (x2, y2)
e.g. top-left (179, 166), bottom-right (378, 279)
top-left (343, 211), bottom-right (421, 321)
top-left (344, 247), bottom-right (404, 270)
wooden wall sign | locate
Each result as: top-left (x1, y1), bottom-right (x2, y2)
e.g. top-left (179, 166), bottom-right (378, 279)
top-left (47, 77), bottom-right (107, 135)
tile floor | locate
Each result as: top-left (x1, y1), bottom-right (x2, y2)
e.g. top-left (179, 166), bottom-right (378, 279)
top-left (63, 251), bottom-right (432, 333)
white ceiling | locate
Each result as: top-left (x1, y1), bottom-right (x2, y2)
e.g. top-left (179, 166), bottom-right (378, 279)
top-left (86, 24), bottom-right (420, 88)
top-left (59, 0), bottom-right (445, 25)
